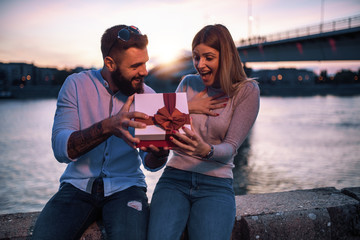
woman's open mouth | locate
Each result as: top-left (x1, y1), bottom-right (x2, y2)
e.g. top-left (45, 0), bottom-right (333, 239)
top-left (200, 70), bottom-right (212, 82)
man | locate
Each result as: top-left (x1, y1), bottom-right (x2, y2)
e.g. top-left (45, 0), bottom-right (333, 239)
top-left (33, 25), bottom-right (168, 240)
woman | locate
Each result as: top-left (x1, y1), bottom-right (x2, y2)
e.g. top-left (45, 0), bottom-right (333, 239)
top-left (148, 24), bottom-right (260, 240)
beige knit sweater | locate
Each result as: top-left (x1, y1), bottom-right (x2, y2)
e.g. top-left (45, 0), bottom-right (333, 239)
top-left (167, 74), bottom-right (260, 179)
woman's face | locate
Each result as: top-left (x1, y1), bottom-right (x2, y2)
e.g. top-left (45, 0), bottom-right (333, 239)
top-left (192, 43), bottom-right (220, 87)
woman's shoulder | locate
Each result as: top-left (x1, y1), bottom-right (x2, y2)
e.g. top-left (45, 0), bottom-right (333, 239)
top-left (232, 80), bottom-right (260, 104)
top-left (177, 74), bottom-right (204, 92)
top-left (243, 80), bottom-right (260, 94)
top-left (181, 74), bottom-right (202, 85)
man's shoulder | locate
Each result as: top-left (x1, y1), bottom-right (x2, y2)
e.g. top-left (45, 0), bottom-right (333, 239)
top-left (61, 69), bottom-right (100, 90)
top-left (59, 69), bottom-right (100, 96)
top-left (66, 69), bottom-right (98, 82)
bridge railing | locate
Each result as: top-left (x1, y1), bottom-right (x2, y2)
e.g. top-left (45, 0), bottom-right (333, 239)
top-left (238, 14), bottom-right (360, 46)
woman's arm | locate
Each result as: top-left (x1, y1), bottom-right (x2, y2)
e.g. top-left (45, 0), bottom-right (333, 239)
top-left (170, 82), bottom-right (260, 163)
top-left (211, 83), bottom-right (260, 163)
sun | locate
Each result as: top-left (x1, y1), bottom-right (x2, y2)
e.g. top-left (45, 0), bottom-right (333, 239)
top-left (148, 43), bottom-right (185, 67)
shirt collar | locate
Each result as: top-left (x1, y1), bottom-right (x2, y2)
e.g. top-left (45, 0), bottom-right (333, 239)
top-left (96, 69), bottom-right (110, 90)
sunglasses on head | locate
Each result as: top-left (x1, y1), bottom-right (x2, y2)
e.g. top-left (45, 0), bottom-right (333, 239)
top-left (106, 25), bottom-right (142, 56)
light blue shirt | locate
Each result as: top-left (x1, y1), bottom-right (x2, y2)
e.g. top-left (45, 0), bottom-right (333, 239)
top-left (52, 69), bottom-right (156, 196)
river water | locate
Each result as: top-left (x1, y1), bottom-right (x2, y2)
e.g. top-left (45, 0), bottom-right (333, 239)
top-left (0, 96), bottom-right (359, 214)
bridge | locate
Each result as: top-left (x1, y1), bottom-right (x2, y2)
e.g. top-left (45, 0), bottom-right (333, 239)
top-left (145, 15), bottom-right (360, 93)
top-left (237, 15), bottom-right (360, 62)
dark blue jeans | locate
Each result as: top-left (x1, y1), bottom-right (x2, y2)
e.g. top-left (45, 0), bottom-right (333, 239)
top-left (33, 180), bottom-right (149, 240)
top-left (148, 167), bottom-right (236, 240)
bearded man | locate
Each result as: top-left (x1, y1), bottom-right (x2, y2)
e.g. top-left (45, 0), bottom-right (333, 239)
top-left (32, 25), bottom-right (168, 240)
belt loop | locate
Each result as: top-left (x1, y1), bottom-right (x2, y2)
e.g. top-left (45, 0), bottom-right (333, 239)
top-left (86, 177), bottom-right (96, 193)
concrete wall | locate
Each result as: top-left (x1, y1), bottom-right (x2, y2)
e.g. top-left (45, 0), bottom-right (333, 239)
top-left (1, 187), bottom-right (359, 240)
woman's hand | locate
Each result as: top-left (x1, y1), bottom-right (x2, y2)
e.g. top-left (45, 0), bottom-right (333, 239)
top-left (188, 88), bottom-right (228, 116)
top-left (170, 126), bottom-right (211, 158)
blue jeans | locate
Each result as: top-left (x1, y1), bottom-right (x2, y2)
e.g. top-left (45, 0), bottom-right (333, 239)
top-left (33, 179), bottom-right (149, 240)
top-left (148, 167), bottom-right (235, 240)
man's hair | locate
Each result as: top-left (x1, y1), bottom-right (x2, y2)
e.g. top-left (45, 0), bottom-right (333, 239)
top-left (101, 25), bottom-right (148, 60)
top-left (192, 24), bottom-right (253, 96)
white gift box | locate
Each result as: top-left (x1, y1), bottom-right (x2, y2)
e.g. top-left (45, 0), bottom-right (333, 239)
top-left (134, 93), bottom-right (190, 148)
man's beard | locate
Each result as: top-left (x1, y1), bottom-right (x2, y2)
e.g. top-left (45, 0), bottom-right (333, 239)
top-left (111, 68), bottom-right (144, 96)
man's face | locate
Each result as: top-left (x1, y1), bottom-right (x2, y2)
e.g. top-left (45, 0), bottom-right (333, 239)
top-left (112, 47), bottom-right (149, 95)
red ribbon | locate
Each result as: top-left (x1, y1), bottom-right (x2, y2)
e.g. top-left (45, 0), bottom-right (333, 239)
top-left (136, 93), bottom-right (190, 131)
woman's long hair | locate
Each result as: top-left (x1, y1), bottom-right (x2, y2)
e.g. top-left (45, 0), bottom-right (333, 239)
top-left (192, 24), bottom-right (255, 96)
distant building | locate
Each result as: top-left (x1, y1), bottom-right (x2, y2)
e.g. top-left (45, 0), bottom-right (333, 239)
top-left (0, 62), bottom-right (97, 92)
top-left (0, 62), bottom-right (59, 89)
top-left (0, 62), bottom-right (34, 90)
top-left (251, 68), bottom-right (316, 85)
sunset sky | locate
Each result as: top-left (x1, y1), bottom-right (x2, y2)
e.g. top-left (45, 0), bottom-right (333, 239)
top-left (0, 0), bottom-right (359, 73)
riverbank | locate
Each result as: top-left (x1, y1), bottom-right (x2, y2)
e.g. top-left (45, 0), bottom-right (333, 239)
top-left (259, 83), bottom-right (360, 96)
top-left (1, 186), bottom-right (359, 239)
top-left (1, 86), bottom-right (61, 99)
top-left (1, 84), bottom-right (360, 100)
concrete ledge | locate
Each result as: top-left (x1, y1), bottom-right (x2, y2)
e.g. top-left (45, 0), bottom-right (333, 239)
top-left (0, 212), bottom-right (105, 240)
top-left (0, 212), bottom-right (39, 240)
top-left (232, 187), bottom-right (360, 240)
top-left (1, 187), bottom-right (359, 240)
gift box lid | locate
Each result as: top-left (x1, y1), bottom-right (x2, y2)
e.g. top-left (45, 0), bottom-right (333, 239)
top-left (134, 93), bottom-right (190, 141)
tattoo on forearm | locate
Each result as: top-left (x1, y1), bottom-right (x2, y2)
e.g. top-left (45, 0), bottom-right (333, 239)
top-left (67, 122), bottom-right (111, 159)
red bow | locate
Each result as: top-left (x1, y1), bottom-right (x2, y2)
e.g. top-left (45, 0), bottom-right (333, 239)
top-left (154, 107), bottom-right (188, 131)
top-left (135, 93), bottom-right (190, 132)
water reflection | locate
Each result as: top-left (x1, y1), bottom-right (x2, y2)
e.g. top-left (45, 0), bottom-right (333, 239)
top-left (232, 137), bottom-right (251, 196)
top-left (1, 96), bottom-right (360, 214)
top-left (243, 96), bottom-right (360, 194)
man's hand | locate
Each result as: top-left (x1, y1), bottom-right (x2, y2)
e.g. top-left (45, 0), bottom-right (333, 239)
top-left (140, 145), bottom-right (170, 156)
top-left (141, 145), bottom-right (170, 169)
top-left (188, 88), bottom-right (228, 116)
top-left (106, 95), bottom-right (149, 148)
top-left (67, 95), bottom-right (149, 159)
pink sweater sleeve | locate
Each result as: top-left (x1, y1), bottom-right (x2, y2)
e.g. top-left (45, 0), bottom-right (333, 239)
top-left (211, 82), bottom-right (260, 164)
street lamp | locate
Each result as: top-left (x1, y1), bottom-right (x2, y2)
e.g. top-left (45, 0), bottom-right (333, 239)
top-left (248, 0), bottom-right (253, 38)
top-left (320, 0), bottom-right (325, 32)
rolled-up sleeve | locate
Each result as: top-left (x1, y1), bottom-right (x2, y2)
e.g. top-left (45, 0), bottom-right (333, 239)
top-left (52, 76), bottom-right (79, 163)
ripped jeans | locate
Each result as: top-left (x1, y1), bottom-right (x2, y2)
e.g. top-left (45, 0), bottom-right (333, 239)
top-left (32, 179), bottom-right (149, 240)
